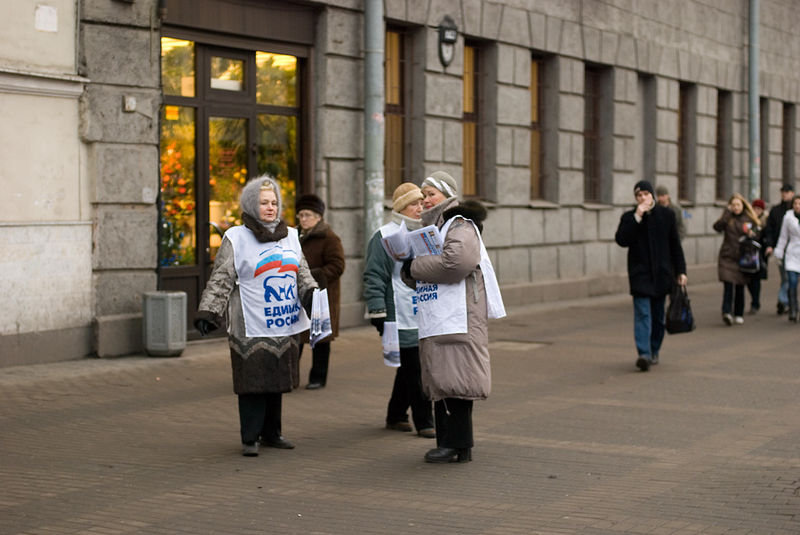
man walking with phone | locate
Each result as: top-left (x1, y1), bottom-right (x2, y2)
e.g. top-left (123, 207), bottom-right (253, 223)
top-left (615, 181), bottom-right (688, 372)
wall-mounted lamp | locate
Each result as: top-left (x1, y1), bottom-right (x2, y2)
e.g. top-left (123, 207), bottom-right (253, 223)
top-left (438, 15), bottom-right (458, 68)
top-left (158, 0), bottom-right (168, 19)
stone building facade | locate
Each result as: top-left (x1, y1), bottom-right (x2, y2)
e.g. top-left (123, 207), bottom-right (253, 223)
top-left (2, 0), bottom-right (799, 366)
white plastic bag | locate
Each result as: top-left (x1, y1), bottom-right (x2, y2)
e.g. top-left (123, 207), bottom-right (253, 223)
top-left (310, 288), bottom-right (332, 348)
top-left (381, 321), bottom-right (400, 367)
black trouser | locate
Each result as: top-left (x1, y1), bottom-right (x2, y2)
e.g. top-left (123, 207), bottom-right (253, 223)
top-left (238, 392), bottom-right (282, 445)
top-left (747, 275), bottom-right (761, 310)
top-left (722, 282), bottom-right (745, 316)
top-left (434, 398), bottom-right (473, 449)
top-left (300, 342), bottom-right (330, 385)
top-left (386, 346), bottom-right (434, 431)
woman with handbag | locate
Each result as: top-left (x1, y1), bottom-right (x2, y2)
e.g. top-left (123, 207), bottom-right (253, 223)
top-left (773, 195), bottom-right (800, 322)
top-left (713, 193), bottom-right (761, 326)
top-left (295, 194), bottom-right (346, 390)
top-left (193, 176), bottom-right (318, 456)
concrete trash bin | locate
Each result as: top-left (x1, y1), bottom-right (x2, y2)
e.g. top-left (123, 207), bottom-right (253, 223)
top-left (143, 291), bottom-right (187, 356)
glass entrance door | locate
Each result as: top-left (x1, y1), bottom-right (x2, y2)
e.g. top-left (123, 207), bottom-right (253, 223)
top-left (207, 115), bottom-right (247, 261)
top-left (159, 37), bottom-right (304, 337)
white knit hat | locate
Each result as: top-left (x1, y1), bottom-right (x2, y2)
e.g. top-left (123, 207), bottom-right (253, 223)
top-left (421, 171), bottom-right (457, 198)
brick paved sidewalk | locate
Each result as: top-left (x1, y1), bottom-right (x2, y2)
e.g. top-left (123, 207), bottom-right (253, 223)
top-left (1, 281), bottom-right (799, 534)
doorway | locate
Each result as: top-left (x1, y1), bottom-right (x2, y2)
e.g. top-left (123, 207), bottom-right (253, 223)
top-left (159, 38), bottom-right (306, 336)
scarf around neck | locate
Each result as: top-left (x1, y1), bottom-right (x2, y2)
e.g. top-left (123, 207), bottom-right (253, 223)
top-left (391, 210), bottom-right (423, 231)
top-left (421, 196), bottom-right (459, 227)
top-left (242, 212), bottom-right (288, 243)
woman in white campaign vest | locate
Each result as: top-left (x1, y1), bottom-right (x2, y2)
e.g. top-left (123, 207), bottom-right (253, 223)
top-left (194, 176), bottom-right (318, 457)
top-left (363, 183), bottom-right (435, 438)
top-left (401, 171), bottom-right (506, 464)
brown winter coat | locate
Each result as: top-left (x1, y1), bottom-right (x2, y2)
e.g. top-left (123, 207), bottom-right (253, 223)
top-left (713, 209), bottom-right (752, 286)
top-left (405, 198), bottom-right (491, 402)
top-left (299, 220), bottom-right (345, 341)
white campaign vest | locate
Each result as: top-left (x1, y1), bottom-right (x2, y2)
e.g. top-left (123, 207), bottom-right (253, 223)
top-left (416, 216), bottom-right (506, 340)
top-left (225, 225), bottom-right (310, 338)
top-left (379, 222), bottom-right (419, 330)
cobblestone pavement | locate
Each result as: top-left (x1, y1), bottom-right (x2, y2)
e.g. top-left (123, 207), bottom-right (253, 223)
top-left (1, 280), bottom-right (799, 534)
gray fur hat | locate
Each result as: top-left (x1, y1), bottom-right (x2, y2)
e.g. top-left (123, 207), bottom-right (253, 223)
top-left (240, 175), bottom-right (282, 221)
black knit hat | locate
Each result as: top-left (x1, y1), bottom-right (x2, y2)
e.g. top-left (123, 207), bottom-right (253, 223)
top-left (295, 194), bottom-right (325, 216)
top-left (633, 180), bottom-right (654, 196)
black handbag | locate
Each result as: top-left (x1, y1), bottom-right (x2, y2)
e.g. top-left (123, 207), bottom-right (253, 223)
top-left (738, 237), bottom-right (761, 274)
top-left (666, 285), bottom-right (696, 334)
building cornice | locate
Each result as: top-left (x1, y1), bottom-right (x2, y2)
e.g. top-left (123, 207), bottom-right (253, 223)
top-left (0, 221), bottom-right (92, 227)
top-left (0, 68), bottom-right (89, 99)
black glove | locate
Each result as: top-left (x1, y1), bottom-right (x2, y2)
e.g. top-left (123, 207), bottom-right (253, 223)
top-left (193, 318), bottom-right (216, 336)
top-left (370, 317), bottom-right (385, 336)
top-left (401, 258), bottom-right (414, 279)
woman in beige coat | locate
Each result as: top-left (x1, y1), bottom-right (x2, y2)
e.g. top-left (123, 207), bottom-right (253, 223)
top-left (401, 171), bottom-right (504, 463)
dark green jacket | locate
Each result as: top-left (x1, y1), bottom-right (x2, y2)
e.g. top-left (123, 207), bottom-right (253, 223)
top-left (363, 226), bottom-right (419, 348)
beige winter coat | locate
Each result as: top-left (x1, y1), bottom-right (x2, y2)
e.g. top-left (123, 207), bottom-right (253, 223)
top-left (405, 199), bottom-right (491, 401)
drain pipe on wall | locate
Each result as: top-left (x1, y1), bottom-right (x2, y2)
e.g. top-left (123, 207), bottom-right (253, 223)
top-left (748, 0), bottom-right (760, 201)
top-left (363, 0), bottom-right (385, 253)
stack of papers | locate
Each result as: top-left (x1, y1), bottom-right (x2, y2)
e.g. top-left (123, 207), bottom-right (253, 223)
top-left (380, 221), bottom-right (444, 261)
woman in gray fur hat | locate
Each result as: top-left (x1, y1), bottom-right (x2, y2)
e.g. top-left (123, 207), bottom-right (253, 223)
top-left (194, 175), bottom-right (318, 457)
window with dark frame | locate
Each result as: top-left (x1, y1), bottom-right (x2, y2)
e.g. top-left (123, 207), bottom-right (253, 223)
top-left (530, 56), bottom-right (544, 199)
top-left (760, 97), bottom-right (770, 198)
top-left (158, 0), bottom-right (315, 335)
top-left (678, 82), bottom-right (696, 202)
top-left (463, 43), bottom-right (481, 198)
top-left (384, 28), bottom-right (406, 197)
top-left (783, 102), bottom-right (796, 187)
top-left (716, 90), bottom-right (733, 201)
top-left (636, 73), bottom-right (656, 186)
top-left (159, 37), bottom-right (304, 267)
top-left (583, 66), bottom-right (604, 203)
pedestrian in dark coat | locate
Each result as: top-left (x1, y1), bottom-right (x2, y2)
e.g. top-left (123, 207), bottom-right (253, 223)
top-left (296, 194), bottom-right (345, 389)
top-left (655, 184), bottom-right (686, 240)
top-left (712, 193), bottom-right (760, 325)
top-left (745, 199), bottom-right (768, 314)
top-left (763, 183), bottom-right (796, 314)
top-left (615, 180), bottom-right (687, 372)
top-left (194, 176), bottom-right (318, 456)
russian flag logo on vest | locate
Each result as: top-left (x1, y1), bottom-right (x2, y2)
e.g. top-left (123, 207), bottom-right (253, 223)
top-left (254, 252), bottom-right (299, 277)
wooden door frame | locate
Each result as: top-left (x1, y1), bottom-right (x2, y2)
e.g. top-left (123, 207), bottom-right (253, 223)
top-left (159, 34), bottom-right (311, 337)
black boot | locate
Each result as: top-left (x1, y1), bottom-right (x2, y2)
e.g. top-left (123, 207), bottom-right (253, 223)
top-left (424, 447), bottom-right (472, 463)
top-left (789, 288), bottom-right (798, 322)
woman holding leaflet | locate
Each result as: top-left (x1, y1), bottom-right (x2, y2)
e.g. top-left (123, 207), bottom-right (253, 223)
top-left (401, 171), bottom-right (505, 463)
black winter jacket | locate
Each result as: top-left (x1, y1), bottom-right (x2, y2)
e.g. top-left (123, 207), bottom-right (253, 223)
top-left (615, 204), bottom-right (687, 297)
top-left (763, 200), bottom-right (792, 249)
